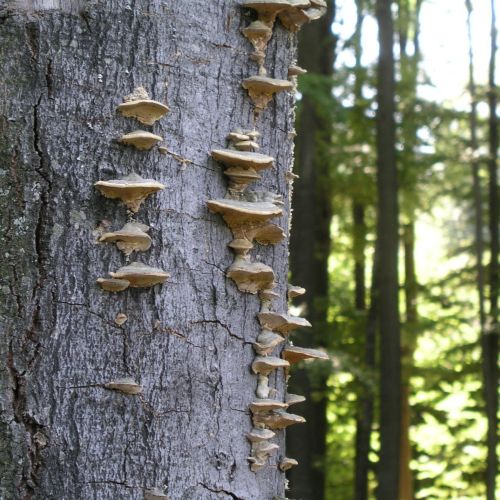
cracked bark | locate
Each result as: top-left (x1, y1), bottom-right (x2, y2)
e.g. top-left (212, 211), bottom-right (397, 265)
top-left (0, 1), bottom-right (296, 499)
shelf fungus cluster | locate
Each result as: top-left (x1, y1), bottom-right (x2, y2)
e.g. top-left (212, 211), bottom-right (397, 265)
top-left (206, 128), bottom-right (327, 474)
top-left (96, 88), bottom-right (169, 292)
top-left (240, 1), bottom-right (326, 113)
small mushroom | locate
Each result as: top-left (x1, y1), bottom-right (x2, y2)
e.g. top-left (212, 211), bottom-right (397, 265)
top-left (252, 223), bottom-right (285, 246)
top-left (278, 0), bottom-right (327, 32)
top-left (257, 312), bottom-right (312, 335)
top-left (248, 439), bottom-right (280, 472)
top-left (282, 346), bottom-right (329, 364)
top-left (279, 457), bottom-right (298, 471)
top-left (242, 76), bottom-right (294, 112)
top-left (96, 277), bottom-right (130, 292)
top-left (227, 132), bottom-right (251, 142)
top-left (287, 284), bottom-right (306, 299)
top-left (285, 393), bottom-right (306, 406)
top-left (117, 87), bottom-right (169, 125)
top-left (246, 427), bottom-right (276, 443)
top-left (105, 377), bottom-right (142, 395)
top-left (253, 410), bottom-right (306, 430)
top-left (287, 64), bottom-right (307, 78)
top-left (95, 173), bottom-right (165, 213)
top-left (234, 140), bottom-right (260, 152)
top-left (115, 313), bottom-right (128, 326)
top-left (241, 19), bottom-right (273, 72)
top-left (110, 262), bottom-right (170, 288)
top-left (99, 222), bottom-right (152, 256)
top-left (119, 131), bottom-right (163, 150)
top-left (252, 356), bottom-right (290, 398)
top-left (227, 257), bottom-right (276, 294)
top-left (253, 329), bottom-right (285, 356)
top-left (144, 488), bottom-right (169, 499)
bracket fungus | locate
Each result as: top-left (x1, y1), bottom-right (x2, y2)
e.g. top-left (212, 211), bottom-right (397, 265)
top-left (99, 222), bottom-right (152, 256)
top-left (210, 149), bottom-right (274, 194)
top-left (287, 284), bottom-right (306, 299)
top-left (287, 64), bottom-right (307, 79)
top-left (119, 131), bottom-right (163, 150)
top-left (279, 457), bottom-right (298, 472)
top-left (252, 356), bottom-right (290, 398)
top-left (247, 427), bottom-right (276, 443)
top-left (250, 399), bottom-right (288, 412)
top-left (247, 441), bottom-right (280, 472)
top-left (117, 87), bottom-right (169, 125)
top-left (114, 313), bottom-right (128, 326)
top-left (227, 257), bottom-right (276, 294)
top-left (95, 173), bottom-right (165, 213)
top-left (97, 277), bottom-right (131, 292)
top-left (282, 345), bottom-right (329, 364)
top-left (253, 409), bottom-right (306, 430)
top-left (105, 377), bottom-right (142, 395)
top-left (257, 311), bottom-right (312, 335)
top-left (109, 262), bottom-right (169, 288)
top-left (253, 329), bottom-right (285, 356)
top-left (285, 393), bottom-right (306, 406)
top-left (242, 76), bottom-right (294, 113)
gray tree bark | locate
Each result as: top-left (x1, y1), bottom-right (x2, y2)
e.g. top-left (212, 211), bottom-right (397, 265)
top-left (0, 1), bottom-right (298, 498)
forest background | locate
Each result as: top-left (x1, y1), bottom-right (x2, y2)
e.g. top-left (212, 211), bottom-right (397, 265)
top-left (287, 0), bottom-right (499, 499)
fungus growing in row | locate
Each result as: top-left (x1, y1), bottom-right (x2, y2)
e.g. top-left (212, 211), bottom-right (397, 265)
top-left (253, 410), bottom-right (306, 430)
top-left (287, 64), bottom-right (307, 79)
top-left (95, 173), bottom-right (165, 213)
top-left (279, 457), bottom-right (298, 472)
top-left (277, 0), bottom-right (327, 32)
top-left (251, 356), bottom-right (290, 399)
top-left (96, 277), bottom-right (130, 292)
top-left (119, 131), bottom-right (163, 150)
top-left (257, 311), bottom-right (312, 335)
top-left (117, 87), bottom-right (169, 125)
top-left (99, 222), bottom-right (152, 256)
top-left (282, 345), bottom-right (329, 365)
top-left (110, 262), bottom-right (169, 288)
top-left (105, 377), bottom-right (142, 395)
top-left (242, 76), bottom-right (294, 113)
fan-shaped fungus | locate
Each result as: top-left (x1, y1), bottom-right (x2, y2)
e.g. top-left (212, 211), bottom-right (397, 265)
top-left (119, 131), bottom-right (163, 150)
top-left (99, 222), bottom-right (152, 256)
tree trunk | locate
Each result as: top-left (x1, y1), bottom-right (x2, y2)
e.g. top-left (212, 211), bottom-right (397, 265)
top-left (0, 1), bottom-right (301, 498)
top-left (287, 2), bottom-right (336, 499)
top-left (400, 222), bottom-right (416, 500)
top-left (375, 0), bottom-right (401, 498)
top-left (485, 0), bottom-right (499, 497)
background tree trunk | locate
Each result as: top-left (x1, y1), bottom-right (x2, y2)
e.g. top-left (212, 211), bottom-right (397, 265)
top-left (375, 0), bottom-right (401, 498)
top-left (287, 1), bottom-right (336, 499)
top-left (0, 1), bottom-right (299, 498)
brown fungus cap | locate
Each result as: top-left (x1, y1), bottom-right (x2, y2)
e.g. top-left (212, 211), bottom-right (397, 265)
top-left (257, 311), bottom-right (312, 334)
top-left (279, 457), bottom-right (299, 471)
top-left (95, 173), bottom-right (165, 213)
top-left (246, 428), bottom-right (276, 443)
top-left (253, 330), bottom-right (284, 356)
top-left (242, 76), bottom-right (294, 111)
top-left (211, 149), bottom-right (274, 171)
top-left (288, 64), bottom-right (307, 78)
top-left (285, 393), bottom-right (306, 406)
top-left (282, 345), bottom-right (329, 364)
top-left (110, 261), bottom-right (169, 288)
top-left (253, 410), bottom-right (306, 429)
top-left (207, 199), bottom-right (282, 231)
top-left (287, 284), bottom-right (306, 298)
top-left (105, 377), bottom-right (142, 395)
top-left (117, 87), bottom-right (169, 125)
top-left (99, 222), bottom-right (152, 256)
top-left (227, 258), bottom-right (276, 294)
top-left (144, 488), bottom-right (169, 500)
top-left (251, 355), bottom-right (289, 376)
top-left (96, 277), bottom-right (130, 292)
top-left (119, 131), bottom-right (163, 150)
top-left (252, 223), bottom-right (285, 246)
